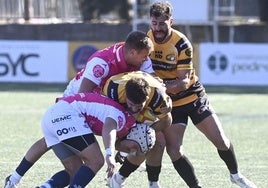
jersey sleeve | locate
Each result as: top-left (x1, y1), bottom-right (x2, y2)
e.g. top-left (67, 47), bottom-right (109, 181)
top-left (147, 87), bottom-right (171, 119)
top-left (140, 58), bottom-right (154, 73)
top-left (175, 36), bottom-right (193, 70)
top-left (106, 108), bottom-right (135, 138)
top-left (83, 57), bottom-right (110, 85)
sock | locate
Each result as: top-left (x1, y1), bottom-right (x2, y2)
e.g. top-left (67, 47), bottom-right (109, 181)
top-left (230, 172), bottom-right (242, 179)
top-left (9, 171), bottom-right (22, 185)
top-left (119, 158), bottom-right (139, 178)
top-left (69, 165), bottom-right (95, 188)
top-left (120, 151), bottom-right (128, 157)
top-left (217, 143), bottom-right (238, 174)
top-left (173, 156), bottom-right (199, 187)
top-left (114, 173), bottom-right (126, 184)
top-left (146, 164), bottom-right (161, 182)
top-left (15, 157), bottom-right (34, 176)
top-left (39, 182), bottom-right (51, 188)
top-left (47, 170), bottom-right (70, 188)
top-left (149, 181), bottom-right (160, 187)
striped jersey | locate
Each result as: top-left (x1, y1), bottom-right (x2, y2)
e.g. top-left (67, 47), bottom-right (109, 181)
top-left (147, 29), bottom-right (204, 106)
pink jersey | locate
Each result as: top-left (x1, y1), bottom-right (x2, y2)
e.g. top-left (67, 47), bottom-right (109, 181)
top-left (63, 42), bottom-right (153, 96)
top-left (59, 93), bottom-right (136, 138)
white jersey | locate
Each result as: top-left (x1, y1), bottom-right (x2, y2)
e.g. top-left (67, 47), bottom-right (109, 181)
top-left (42, 93), bottom-right (136, 147)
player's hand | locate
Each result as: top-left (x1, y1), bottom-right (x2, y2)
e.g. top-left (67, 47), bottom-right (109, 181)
top-left (106, 155), bottom-right (116, 178)
top-left (160, 96), bottom-right (172, 114)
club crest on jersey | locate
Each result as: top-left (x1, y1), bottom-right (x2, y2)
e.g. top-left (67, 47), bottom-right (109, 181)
top-left (185, 49), bottom-right (192, 57)
top-left (166, 54), bottom-right (175, 61)
top-left (93, 65), bottom-right (104, 78)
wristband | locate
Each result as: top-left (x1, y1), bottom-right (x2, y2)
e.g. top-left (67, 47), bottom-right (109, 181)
top-left (105, 147), bottom-right (114, 156)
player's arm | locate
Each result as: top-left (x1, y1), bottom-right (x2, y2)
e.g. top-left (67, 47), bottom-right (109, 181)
top-left (140, 57), bottom-right (155, 73)
top-left (164, 69), bottom-right (194, 94)
top-left (151, 112), bottom-right (172, 132)
top-left (78, 57), bottom-right (109, 93)
top-left (78, 78), bottom-right (98, 93)
top-left (102, 117), bottom-right (117, 177)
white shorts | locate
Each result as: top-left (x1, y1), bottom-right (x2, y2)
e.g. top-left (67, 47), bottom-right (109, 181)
top-left (42, 101), bottom-right (93, 147)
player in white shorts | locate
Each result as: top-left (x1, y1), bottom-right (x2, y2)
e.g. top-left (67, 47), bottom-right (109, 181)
top-left (39, 93), bottom-right (155, 188)
top-left (4, 30), bottom-right (155, 188)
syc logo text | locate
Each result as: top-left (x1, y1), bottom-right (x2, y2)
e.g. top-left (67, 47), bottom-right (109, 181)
top-left (0, 53), bottom-right (39, 76)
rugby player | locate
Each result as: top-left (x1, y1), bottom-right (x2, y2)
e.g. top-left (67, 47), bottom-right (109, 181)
top-left (38, 93), bottom-right (156, 188)
top-left (4, 30), bottom-right (155, 188)
top-left (108, 2), bottom-right (256, 188)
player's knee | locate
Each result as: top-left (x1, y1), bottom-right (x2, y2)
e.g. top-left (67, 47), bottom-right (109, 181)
top-left (39, 137), bottom-right (50, 152)
top-left (63, 157), bottom-right (83, 178)
top-left (154, 132), bottom-right (166, 150)
top-left (166, 144), bottom-right (183, 159)
top-left (84, 155), bottom-right (105, 173)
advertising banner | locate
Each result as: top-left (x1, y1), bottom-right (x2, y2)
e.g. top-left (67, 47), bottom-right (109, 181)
top-left (200, 43), bottom-right (268, 86)
top-left (0, 40), bottom-right (68, 83)
top-left (68, 42), bottom-right (114, 80)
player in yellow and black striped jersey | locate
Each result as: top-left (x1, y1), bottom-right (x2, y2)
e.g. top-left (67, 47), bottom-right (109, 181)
top-left (102, 71), bottom-right (172, 130)
top-left (109, 2), bottom-right (257, 188)
top-left (147, 26), bottom-right (205, 107)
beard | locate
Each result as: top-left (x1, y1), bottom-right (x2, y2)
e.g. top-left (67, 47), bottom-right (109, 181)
top-left (152, 30), bottom-right (168, 43)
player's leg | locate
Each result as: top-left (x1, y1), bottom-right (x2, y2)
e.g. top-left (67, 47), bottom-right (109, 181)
top-left (109, 154), bottom-right (145, 187)
top-left (145, 132), bottom-right (166, 187)
top-left (5, 137), bottom-right (50, 187)
top-left (196, 113), bottom-right (256, 188)
top-left (164, 122), bottom-right (201, 188)
top-left (38, 133), bottom-right (103, 188)
top-left (159, 104), bottom-right (201, 188)
top-left (69, 135), bottom-right (104, 187)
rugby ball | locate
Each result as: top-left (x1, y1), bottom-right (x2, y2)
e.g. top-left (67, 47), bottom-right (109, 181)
top-left (136, 108), bottom-right (159, 126)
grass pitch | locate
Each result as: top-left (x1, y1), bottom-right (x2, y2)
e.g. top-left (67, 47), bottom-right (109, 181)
top-left (0, 85), bottom-right (267, 188)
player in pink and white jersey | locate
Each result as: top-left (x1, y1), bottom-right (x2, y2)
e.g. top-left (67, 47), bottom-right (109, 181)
top-left (4, 30), bottom-right (155, 188)
top-left (63, 31), bottom-right (154, 96)
top-left (40, 93), bottom-right (155, 188)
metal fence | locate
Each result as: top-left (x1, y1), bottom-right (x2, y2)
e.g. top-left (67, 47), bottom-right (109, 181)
top-left (0, 0), bottom-right (82, 23)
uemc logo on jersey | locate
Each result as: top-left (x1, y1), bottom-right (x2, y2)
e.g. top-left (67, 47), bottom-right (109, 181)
top-left (207, 52), bottom-right (228, 74)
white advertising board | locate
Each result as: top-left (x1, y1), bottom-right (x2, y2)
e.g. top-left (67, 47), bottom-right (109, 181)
top-left (199, 43), bottom-right (268, 86)
top-left (0, 40), bottom-right (68, 83)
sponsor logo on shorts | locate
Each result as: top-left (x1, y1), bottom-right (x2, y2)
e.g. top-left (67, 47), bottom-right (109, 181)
top-left (56, 127), bottom-right (77, 136)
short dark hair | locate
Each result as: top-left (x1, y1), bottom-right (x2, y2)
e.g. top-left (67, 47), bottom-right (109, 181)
top-left (125, 31), bottom-right (153, 53)
top-left (125, 77), bottom-right (151, 104)
top-left (150, 1), bottom-right (173, 19)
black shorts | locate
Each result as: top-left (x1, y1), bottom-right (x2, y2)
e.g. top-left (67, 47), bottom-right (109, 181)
top-left (171, 94), bottom-right (215, 126)
top-left (51, 133), bottom-right (96, 160)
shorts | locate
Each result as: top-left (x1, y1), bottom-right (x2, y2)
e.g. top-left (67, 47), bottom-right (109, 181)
top-left (41, 100), bottom-right (93, 147)
top-left (51, 134), bottom-right (96, 160)
top-left (171, 94), bottom-right (215, 126)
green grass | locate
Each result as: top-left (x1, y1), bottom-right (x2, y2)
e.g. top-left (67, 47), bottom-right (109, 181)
top-left (0, 85), bottom-right (267, 188)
